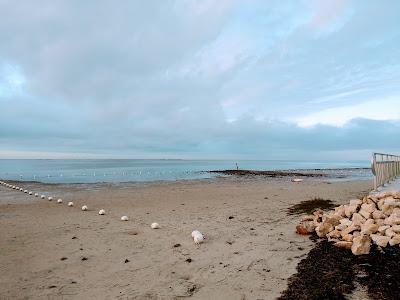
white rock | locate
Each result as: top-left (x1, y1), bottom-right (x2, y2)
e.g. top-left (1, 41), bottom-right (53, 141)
top-left (351, 235), bottom-right (371, 255)
top-left (360, 223), bottom-right (378, 235)
top-left (68, 202), bottom-right (74, 207)
top-left (389, 235), bottom-right (400, 246)
top-left (316, 222), bottom-right (334, 238)
top-left (57, 199), bottom-right (63, 203)
top-left (340, 218), bottom-right (352, 226)
top-left (378, 225), bottom-right (390, 234)
top-left (345, 205), bottom-right (358, 218)
top-left (351, 213), bottom-right (365, 226)
top-left (374, 235), bottom-right (391, 247)
top-left (335, 224), bottom-right (348, 231)
top-left (392, 225), bottom-right (400, 233)
top-left (349, 199), bottom-right (362, 206)
top-left (82, 205), bottom-right (88, 211)
top-left (385, 228), bottom-right (396, 238)
top-left (98, 209), bottom-right (105, 215)
top-left (121, 215), bottom-right (129, 221)
top-left (359, 208), bottom-right (371, 219)
top-left (151, 222), bottom-right (160, 229)
top-left (372, 210), bottom-right (386, 219)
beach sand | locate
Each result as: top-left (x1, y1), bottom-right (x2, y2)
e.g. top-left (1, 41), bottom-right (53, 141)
top-left (0, 177), bottom-right (371, 299)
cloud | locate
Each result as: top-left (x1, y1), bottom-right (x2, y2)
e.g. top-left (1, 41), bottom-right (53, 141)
top-left (297, 97), bottom-right (400, 127)
top-left (0, 1), bottom-right (399, 159)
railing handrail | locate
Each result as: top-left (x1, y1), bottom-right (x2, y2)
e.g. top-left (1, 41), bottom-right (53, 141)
top-left (372, 152), bottom-right (400, 190)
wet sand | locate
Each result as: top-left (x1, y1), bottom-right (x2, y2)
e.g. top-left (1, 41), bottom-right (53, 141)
top-left (0, 177), bottom-right (371, 299)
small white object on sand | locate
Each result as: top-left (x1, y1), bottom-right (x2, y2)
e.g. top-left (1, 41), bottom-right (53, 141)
top-left (48, 196), bottom-right (53, 201)
top-left (292, 178), bottom-right (303, 182)
top-left (191, 230), bottom-right (204, 244)
top-left (57, 199), bottom-right (63, 203)
top-left (121, 215), bottom-right (129, 221)
top-left (19, 188), bottom-right (23, 191)
top-left (40, 195), bottom-right (45, 199)
top-left (98, 209), bottom-right (105, 215)
top-left (151, 222), bottom-right (160, 229)
top-left (82, 205), bottom-right (88, 211)
top-left (29, 191), bottom-right (33, 195)
top-left (68, 201), bottom-right (74, 207)
top-left (24, 190), bottom-right (28, 193)
top-left (34, 193), bottom-right (39, 197)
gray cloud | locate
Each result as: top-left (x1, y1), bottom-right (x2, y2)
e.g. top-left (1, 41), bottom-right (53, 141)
top-left (0, 1), bottom-right (399, 158)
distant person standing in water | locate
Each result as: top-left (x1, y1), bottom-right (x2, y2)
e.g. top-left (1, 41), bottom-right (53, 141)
top-left (236, 163), bottom-right (239, 170)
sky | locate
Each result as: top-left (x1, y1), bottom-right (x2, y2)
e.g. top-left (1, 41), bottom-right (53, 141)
top-left (0, 0), bottom-right (399, 160)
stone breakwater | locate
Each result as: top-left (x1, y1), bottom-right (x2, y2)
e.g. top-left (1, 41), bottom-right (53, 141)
top-left (296, 191), bottom-right (400, 255)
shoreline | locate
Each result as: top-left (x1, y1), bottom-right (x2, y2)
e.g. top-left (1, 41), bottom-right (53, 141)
top-left (0, 166), bottom-right (372, 186)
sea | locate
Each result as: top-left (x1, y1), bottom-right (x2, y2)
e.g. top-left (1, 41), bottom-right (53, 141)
top-left (0, 159), bottom-right (372, 184)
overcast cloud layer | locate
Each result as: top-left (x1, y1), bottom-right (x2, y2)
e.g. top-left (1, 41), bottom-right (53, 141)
top-left (0, 0), bottom-right (399, 159)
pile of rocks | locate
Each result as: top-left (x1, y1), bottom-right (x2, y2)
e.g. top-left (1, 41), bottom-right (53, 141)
top-left (296, 191), bottom-right (400, 255)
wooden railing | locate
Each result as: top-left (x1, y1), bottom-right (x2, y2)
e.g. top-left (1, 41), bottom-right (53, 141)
top-left (371, 152), bottom-right (400, 190)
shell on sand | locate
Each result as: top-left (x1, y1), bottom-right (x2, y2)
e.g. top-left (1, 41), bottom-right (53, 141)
top-left (98, 209), bottom-right (105, 215)
top-left (82, 205), bottom-right (88, 211)
top-left (68, 202), bottom-right (74, 207)
top-left (151, 222), bottom-right (160, 229)
top-left (29, 191), bottom-right (33, 195)
top-left (48, 197), bottom-right (53, 201)
top-left (24, 190), bottom-right (28, 193)
top-left (40, 195), bottom-right (45, 199)
top-left (34, 193), bottom-right (39, 197)
top-left (57, 199), bottom-right (63, 203)
top-left (121, 215), bottom-right (129, 221)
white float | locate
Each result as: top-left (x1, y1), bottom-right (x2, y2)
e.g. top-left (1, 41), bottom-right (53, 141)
top-left (191, 230), bottom-right (204, 244)
top-left (291, 178), bottom-right (304, 182)
top-left (151, 222), bottom-right (160, 229)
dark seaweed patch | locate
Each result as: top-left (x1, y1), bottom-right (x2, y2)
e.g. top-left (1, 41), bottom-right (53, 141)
top-left (356, 245), bottom-right (400, 299)
top-left (286, 198), bottom-right (336, 216)
top-left (279, 240), bottom-right (355, 300)
top-left (279, 238), bottom-right (400, 300)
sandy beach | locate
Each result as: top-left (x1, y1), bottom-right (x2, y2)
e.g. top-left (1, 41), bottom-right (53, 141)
top-left (0, 177), bottom-right (371, 299)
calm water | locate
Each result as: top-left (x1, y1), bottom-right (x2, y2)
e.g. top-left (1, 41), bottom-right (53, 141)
top-left (0, 159), bottom-right (372, 184)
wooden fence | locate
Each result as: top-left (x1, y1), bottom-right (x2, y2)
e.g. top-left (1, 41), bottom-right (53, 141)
top-left (371, 152), bottom-right (400, 190)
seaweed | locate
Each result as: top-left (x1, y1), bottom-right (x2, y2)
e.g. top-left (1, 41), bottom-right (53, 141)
top-left (279, 238), bottom-right (400, 300)
top-left (286, 198), bottom-right (336, 216)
